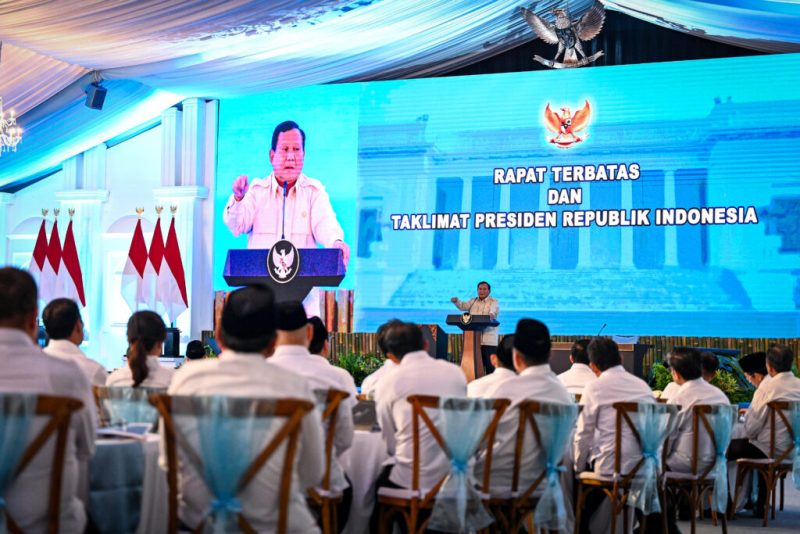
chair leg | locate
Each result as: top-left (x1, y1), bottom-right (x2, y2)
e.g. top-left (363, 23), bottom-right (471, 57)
top-left (322, 500), bottom-right (331, 534)
top-left (660, 487), bottom-right (669, 534)
top-left (780, 473), bottom-right (785, 511)
top-left (611, 492), bottom-right (619, 534)
top-left (720, 508), bottom-right (728, 534)
top-left (761, 470), bottom-right (770, 527)
top-left (573, 485), bottom-right (585, 534)
top-left (690, 484), bottom-right (699, 534)
top-left (729, 464), bottom-right (745, 520)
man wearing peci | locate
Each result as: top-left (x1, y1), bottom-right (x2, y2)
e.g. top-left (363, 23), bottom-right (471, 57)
top-left (223, 120), bottom-right (350, 316)
top-left (451, 281), bottom-right (499, 373)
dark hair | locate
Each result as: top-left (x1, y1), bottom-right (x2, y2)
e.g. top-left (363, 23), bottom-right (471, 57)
top-left (588, 337), bottom-right (621, 372)
top-left (218, 285), bottom-right (277, 353)
top-left (571, 338), bottom-right (590, 365)
top-left (513, 318), bottom-right (551, 366)
top-left (185, 340), bottom-right (205, 360)
top-left (700, 351), bottom-right (719, 376)
top-left (376, 319), bottom-right (403, 356)
top-left (308, 316), bottom-right (328, 355)
top-left (127, 311), bottom-right (167, 387)
top-left (667, 347), bottom-right (702, 381)
top-left (42, 298), bottom-right (81, 340)
top-left (767, 344), bottom-right (794, 374)
top-left (477, 281), bottom-right (491, 291)
top-left (383, 321), bottom-right (425, 360)
top-left (495, 335), bottom-right (515, 369)
top-left (0, 267), bottom-right (37, 327)
top-left (271, 120), bottom-right (305, 151)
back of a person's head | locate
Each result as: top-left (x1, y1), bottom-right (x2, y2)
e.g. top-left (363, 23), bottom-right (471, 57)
top-left (42, 298), bottom-right (81, 340)
top-left (383, 321), bottom-right (425, 360)
top-left (513, 318), bottom-right (551, 366)
top-left (376, 319), bottom-right (403, 357)
top-left (667, 347), bottom-right (702, 381)
top-left (588, 337), bottom-right (621, 372)
top-left (218, 285), bottom-right (277, 353)
top-left (185, 340), bottom-right (205, 360)
top-left (571, 338), bottom-right (590, 365)
top-left (0, 267), bottom-right (37, 329)
top-left (767, 344), bottom-right (794, 374)
top-left (700, 351), bottom-right (719, 377)
top-left (495, 335), bottom-right (515, 369)
top-left (127, 311), bottom-right (167, 387)
top-left (308, 316), bottom-right (328, 355)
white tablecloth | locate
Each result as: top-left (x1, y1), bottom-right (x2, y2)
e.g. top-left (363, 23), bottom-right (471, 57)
top-left (340, 430), bottom-right (391, 534)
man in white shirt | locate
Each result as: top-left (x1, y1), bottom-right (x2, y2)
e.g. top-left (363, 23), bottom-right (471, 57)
top-left (739, 351), bottom-right (770, 390)
top-left (372, 321), bottom-right (467, 529)
top-left (269, 305), bottom-right (356, 529)
top-left (360, 319), bottom-right (402, 401)
top-left (42, 297), bottom-right (107, 386)
top-left (451, 281), bottom-right (499, 373)
top-left (467, 334), bottom-right (517, 399)
top-left (729, 345), bottom-right (800, 519)
top-left (476, 320), bottom-right (571, 489)
top-left (557, 338), bottom-right (596, 396)
top-left (573, 337), bottom-right (655, 532)
top-left (0, 267), bottom-right (96, 533)
top-left (163, 286), bottom-right (325, 533)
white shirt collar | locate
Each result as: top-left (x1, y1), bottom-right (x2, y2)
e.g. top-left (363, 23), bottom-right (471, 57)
top-left (46, 339), bottom-right (83, 355)
top-left (271, 344), bottom-right (313, 360)
top-left (599, 365), bottom-right (626, 378)
top-left (571, 363), bottom-right (593, 371)
top-left (493, 367), bottom-right (516, 378)
top-left (399, 350), bottom-right (430, 365)
top-left (0, 327), bottom-right (37, 347)
top-left (519, 363), bottom-right (552, 377)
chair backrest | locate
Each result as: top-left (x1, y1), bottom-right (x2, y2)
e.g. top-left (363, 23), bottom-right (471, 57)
top-left (2, 394), bottom-right (83, 534)
top-left (150, 394), bottom-right (314, 534)
top-left (612, 402), bottom-right (678, 483)
top-left (407, 395), bottom-right (508, 500)
top-left (684, 404), bottom-right (735, 479)
top-left (767, 401), bottom-right (796, 462)
top-left (312, 388), bottom-right (350, 491)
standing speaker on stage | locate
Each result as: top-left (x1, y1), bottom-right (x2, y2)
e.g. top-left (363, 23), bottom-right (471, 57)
top-left (451, 281), bottom-right (499, 373)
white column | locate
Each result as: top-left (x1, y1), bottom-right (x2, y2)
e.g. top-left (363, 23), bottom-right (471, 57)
top-left (663, 170), bottom-right (678, 267)
top-left (181, 98), bottom-right (206, 187)
top-left (82, 145), bottom-right (108, 190)
top-left (62, 156), bottom-right (82, 190)
top-left (161, 107), bottom-right (182, 187)
top-left (496, 184), bottom-right (511, 268)
top-left (620, 180), bottom-right (634, 268)
top-left (0, 193), bottom-right (15, 264)
top-left (456, 177), bottom-right (472, 269)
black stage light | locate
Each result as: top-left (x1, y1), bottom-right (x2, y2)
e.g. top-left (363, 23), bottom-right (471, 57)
top-left (85, 82), bottom-right (107, 110)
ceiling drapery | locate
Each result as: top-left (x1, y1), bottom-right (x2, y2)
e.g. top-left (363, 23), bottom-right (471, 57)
top-left (0, 0), bottom-right (798, 186)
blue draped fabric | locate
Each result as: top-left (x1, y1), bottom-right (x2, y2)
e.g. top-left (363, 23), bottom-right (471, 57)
top-left (0, 394), bottom-right (37, 534)
top-left (103, 387), bottom-right (165, 430)
top-left (171, 396), bottom-right (273, 534)
top-left (790, 402), bottom-right (800, 490)
top-left (429, 397), bottom-right (495, 533)
top-left (532, 402), bottom-right (578, 532)
top-left (88, 440), bottom-right (145, 534)
top-left (708, 405), bottom-right (736, 513)
top-left (629, 403), bottom-right (678, 514)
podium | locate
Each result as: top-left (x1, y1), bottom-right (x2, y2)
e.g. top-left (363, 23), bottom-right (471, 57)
top-left (549, 342), bottom-right (650, 378)
top-left (446, 314), bottom-right (499, 382)
top-left (223, 248), bottom-right (345, 302)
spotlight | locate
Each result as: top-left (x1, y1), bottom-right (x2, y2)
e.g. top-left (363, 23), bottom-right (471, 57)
top-left (84, 82), bottom-right (107, 110)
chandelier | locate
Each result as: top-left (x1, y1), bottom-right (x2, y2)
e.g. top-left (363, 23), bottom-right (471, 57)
top-left (0, 97), bottom-right (22, 155)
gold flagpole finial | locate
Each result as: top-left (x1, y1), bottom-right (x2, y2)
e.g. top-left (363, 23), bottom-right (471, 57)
top-left (170, 205), bottom-right (178, 216)
top-left (68, 208), bottom-right (75, 219)
top-left (53, 208), bottom-right (60, 217)
top-left (135, 207), bottom-right (145, 218)
top-left (155, 205), bottom-right (163, 216)
top-left (41, 208), bottom-right (49, 217)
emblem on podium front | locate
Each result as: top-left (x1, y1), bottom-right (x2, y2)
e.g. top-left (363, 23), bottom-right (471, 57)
top-left (460, 312), bottom-right (472, 325)
top-left (267, 240), bottom-right (299, 284)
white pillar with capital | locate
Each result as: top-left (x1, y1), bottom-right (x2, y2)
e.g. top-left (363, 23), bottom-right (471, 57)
top-left (0, 193), bottom-right (15, 263)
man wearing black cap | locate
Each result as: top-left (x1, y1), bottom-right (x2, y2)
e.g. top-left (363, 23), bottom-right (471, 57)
top-left (269, 303), bottom-right (356, 530)
top-left (164, 286), bottom-right (325, 533)
top-left (473, 319), bottom-right (571, 488)
top-left (739, 351), bottom-right (769, 389)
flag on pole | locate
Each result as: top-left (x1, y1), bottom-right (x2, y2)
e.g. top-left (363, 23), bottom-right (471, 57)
top-left (41, 217), bottom-right (63, 304)
top-left (61, 217), bottom-right (86, 306)
top-left (157, 214), bottom-right (188, 323)
top-left (28, 215), bottom-right (49, 300)
top-left (147, 214), bottom-right (166, 315)
top-left (120, 215), bottom-right (151, 314)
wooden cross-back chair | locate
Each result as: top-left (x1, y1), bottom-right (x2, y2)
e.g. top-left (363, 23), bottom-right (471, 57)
top-left (376, 395), bottom-right (509, 534)
top-left (731, 400), bottom-right (796, 527)
top-left (483, 400), bottom-right (574, 534)
top-left (149, 394), bottom-right (314, 534)
top-left (307, 388), bottom-right (350, 534)
top-left (663, 404), bottom-right (730, 534)
top-left (3, 395), bottom-right (83, 534)
top-left (93, 385), bottom-right (165, 427)
top-left (574, 402), bottom-right (676, 534)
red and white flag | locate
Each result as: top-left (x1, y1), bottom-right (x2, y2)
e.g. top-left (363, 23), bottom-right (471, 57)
top-left (60, 219), bottom-right (86, 306)
top-left (157, 216), bottom-right (188, 323)
top-left (28, 218), bottom-right (49, 300)
top-left (40, 219), bottom-right (63, 304)
top-left (147, 217), bottom-right (166, 315)
top-left (121, 218), bottom-right (155, 313)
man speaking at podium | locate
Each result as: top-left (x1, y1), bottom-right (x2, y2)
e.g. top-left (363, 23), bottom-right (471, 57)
top-left (451, 281), bottom-right (499, 374)
top-left (223, 120), bottom-right (350, 315)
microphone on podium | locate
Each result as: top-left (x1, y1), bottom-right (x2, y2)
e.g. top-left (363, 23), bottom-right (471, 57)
top-left (280, 180), bottom-right (288, 240)
top-left (596, 323), bottom-right (607, 337)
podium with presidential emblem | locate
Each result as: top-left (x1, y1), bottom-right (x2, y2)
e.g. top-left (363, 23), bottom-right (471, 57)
top-left (446, 314), bottom-right (499, 382)
top-left (223, 241), bottom-right (345, 302)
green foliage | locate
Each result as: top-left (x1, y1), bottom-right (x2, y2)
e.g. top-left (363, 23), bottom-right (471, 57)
top-left (651, 362), bottom-right (673, 392)
top-left (650, 361), bottom-right (753, 404)
top-left (334, 352), bottom-right (384, 386)
top-left (203, 344), bottom-right (218, 358)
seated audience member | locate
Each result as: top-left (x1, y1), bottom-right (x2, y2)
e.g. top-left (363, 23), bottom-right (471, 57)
top-left (269, 307), bottom-right (356, 528)
top-left (42, 297), bottom-right (107, 385)
top-left (557, 338), bottom-right (596, 396)
top-left (107, 310), bottom-right (173, 388)
top-left (184, 340), bottom-right (206, 360)
top-left (164, 285), bottom-right (324, 533)
top-left (477, 320), bottom-right (571, 488)
top-left (467, 334), bottom-right (517, 398)
top-left (573, 337), bottom-right (655, 531)
top-left (730, 345), bottom-right (800, 518)
top-left (701, 351), bottom-right (720, 382)
top-left (374, 321), bottom-right (467, 492)
top-left (360, 319), bottom-right (402, 400)
top-left (739, 351), bottom-right (769, 389)
top-left (664, 348), bottom-right (729, 474)
top-left (0, 267), bottom-right (96, 532)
